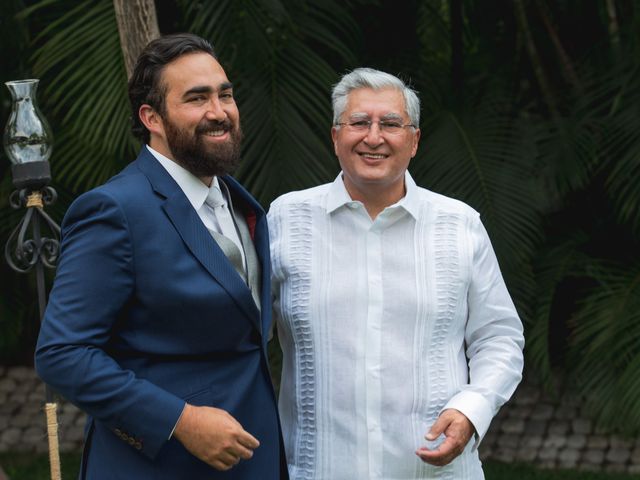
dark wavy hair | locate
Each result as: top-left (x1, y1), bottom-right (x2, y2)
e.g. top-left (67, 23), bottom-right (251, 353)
top-left (128, 33), bottom-right (216, 143)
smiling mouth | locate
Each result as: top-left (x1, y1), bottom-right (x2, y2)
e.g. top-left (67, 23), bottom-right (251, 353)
top-left (203, 129), bottom-right (227, 137)
top-left (358, 152), bottom-right (388, 159)
top-left (197, 119), bottom-right (232, 138)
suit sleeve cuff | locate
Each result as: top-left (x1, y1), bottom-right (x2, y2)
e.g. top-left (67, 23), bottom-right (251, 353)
top-left (133, 395), bottom-right (186, 459)
top-left (169, 403), bottom-right (187, 440)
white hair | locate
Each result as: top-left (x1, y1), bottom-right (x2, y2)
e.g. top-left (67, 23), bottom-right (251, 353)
top-left (331, 67), bottom-right (420, 127)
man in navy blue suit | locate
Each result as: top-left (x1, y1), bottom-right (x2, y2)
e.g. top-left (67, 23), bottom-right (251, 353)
top-left (35, 33), bottom-right (287, 479)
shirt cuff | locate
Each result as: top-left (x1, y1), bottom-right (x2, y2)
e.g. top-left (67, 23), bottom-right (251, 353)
top-left (442, 390), bottom-right (494, 450)
top-left (168, 402), bottom-right (187, 440)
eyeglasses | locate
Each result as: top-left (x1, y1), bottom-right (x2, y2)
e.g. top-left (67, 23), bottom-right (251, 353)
top-left (335, 120), bottom-right (416, 135)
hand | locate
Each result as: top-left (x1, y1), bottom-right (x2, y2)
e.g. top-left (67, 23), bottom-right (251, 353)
top-left (415, 408), bottom-right (474, 466)
top-left (173, 404), bottom-right (260, 471)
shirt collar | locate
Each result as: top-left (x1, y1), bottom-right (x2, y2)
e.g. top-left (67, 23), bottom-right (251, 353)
top-left (326, 170), bottom-right (420, 220)
top-left (326, 173), bottom-right (354, 214)
top-left (146, 145), bottom-right (222, 210)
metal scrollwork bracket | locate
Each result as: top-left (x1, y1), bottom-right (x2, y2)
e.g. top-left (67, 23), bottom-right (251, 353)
top-left (5, 186), bottom-right (61, 273)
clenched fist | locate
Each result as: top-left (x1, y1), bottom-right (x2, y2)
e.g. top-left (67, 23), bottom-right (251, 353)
top-left (174, 404), bottom-right (260, 471)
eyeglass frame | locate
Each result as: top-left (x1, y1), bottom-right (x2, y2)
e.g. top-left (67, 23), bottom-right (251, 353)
top-left (334, 119), bottom-right (417, 135)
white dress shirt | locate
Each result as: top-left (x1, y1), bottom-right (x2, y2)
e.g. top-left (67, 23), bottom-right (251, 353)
top-left (147, 145), bottom-right (245, 267)
top-left (268, 172), bottom-right (524, 480)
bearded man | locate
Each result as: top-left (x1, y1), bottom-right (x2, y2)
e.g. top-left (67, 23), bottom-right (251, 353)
top-left (35, 33), bottom-right (287, 480)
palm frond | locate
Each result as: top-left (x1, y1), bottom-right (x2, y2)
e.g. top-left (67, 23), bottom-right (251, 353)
top-left (601, 61), bottom-right (640, 238)
top-left (569, 260), bottom-right (640, 434)
top-left (415, 0), bottom-right (453, 111)
top-left (26, 0), bottom-right (134, 193)
top-left (532, 68), bottom-right (617, 209)
top-left (525, 233), bottom-right (590, 386)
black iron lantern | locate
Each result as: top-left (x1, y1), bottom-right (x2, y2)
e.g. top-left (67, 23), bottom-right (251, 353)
top-left (4, 79), bottom-right (53, 189)
top-left (3, 78), bottom-right (62, 480)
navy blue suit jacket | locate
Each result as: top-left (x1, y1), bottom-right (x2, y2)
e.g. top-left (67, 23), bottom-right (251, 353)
top-left (35, 148), bottom-right (286, 479)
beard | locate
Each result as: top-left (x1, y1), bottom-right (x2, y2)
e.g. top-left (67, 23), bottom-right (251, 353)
top-left (163, 115), bottom-right (243, 178)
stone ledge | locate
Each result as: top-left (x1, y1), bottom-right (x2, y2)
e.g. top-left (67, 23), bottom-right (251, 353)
top-left (1, 367), bottom-right (639, 474)
top-left (478, 378), bottom-right (640, 474)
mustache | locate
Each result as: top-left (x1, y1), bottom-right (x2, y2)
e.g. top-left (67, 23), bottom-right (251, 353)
top-left (195, 119), bottom-right (233, 134)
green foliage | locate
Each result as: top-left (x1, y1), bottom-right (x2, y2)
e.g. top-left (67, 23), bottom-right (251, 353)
top-left (601, 63), bottom-right (640, 237)
top-left (0, 452), bottom-right (80, 480)
top-left (24, 0), bottom-right (135, 191)
top-left (526, 233), bottom-right (591, 386)
top-left (570, 260), bottom-right (640, 432)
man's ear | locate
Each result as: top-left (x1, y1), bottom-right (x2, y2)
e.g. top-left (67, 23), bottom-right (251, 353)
top-left (411, 127), bottom-right (421, 158)
top-left (331, 126), bottom-right (339, 156)
top-left (139, 104), bottom-right (164, 138)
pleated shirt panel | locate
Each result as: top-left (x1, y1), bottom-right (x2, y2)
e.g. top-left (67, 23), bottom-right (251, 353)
top-left (269, 172), bottom-right (524, 480)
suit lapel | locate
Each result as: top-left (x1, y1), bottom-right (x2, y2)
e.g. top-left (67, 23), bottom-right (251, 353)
top-left (135, 149), bottom-right (261, 331)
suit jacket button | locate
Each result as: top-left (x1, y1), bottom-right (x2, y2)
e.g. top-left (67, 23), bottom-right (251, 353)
top-left (128, 437), bottom-right (135, 445)
top-left (114, 428), bottom-right (122, 436)
top-left (134, 441), bottom-right (142, 450)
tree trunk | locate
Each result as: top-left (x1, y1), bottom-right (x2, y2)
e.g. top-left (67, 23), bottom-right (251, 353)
top-left (450, 0), bottom-right (464, 101)
top-left (513, 0), bottom-right (559, 119)
top-left (605, 0), bottom-right (620, 59)
top-left (536, 0), bottom-right (582, 95)
top-left (113, 0), bottom-right (160, 78)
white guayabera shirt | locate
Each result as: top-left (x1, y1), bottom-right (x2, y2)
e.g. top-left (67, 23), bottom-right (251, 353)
top-left (268, 172), bottom-right (525, 480)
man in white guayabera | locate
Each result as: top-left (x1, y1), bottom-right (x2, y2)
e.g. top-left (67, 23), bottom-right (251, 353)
top-left (268, 67), bottom-right (525, 480)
